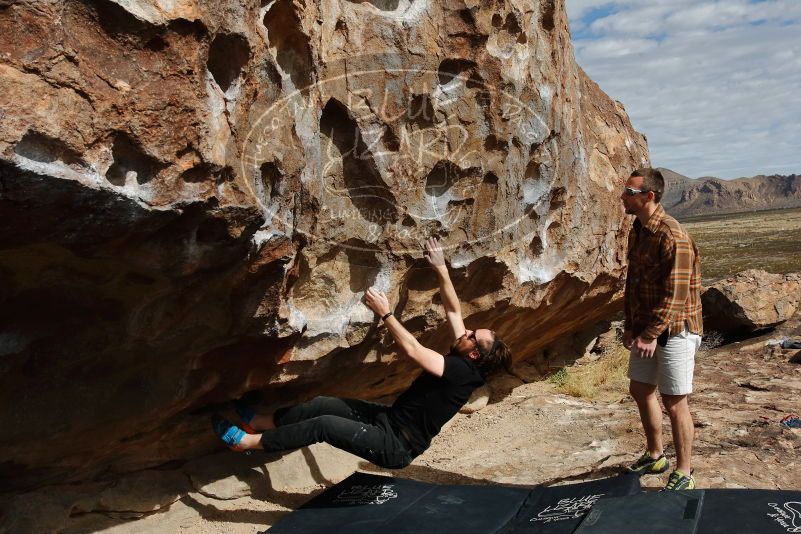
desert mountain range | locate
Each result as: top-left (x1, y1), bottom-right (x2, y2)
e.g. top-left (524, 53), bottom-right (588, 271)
top-left (659, 168), bottom-right (801, 218)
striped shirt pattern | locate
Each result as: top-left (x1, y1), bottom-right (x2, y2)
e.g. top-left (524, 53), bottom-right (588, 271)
top-left (624, 204), bottom-right (703, 340)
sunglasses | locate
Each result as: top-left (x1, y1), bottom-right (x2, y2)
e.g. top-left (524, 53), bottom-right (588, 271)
top-left (466, 331), bottom-right (498, 358)
top-left (623, 187), bottom-right (652, 196)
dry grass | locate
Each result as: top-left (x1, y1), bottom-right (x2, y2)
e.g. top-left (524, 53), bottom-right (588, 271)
top-left (548, 345), bottom-right (630, 400)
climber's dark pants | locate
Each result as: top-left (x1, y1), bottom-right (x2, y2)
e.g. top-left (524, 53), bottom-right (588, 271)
top-left (260, 396), bottom-right (413, 469)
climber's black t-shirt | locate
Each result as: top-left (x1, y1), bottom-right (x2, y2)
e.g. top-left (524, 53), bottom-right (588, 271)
top-left (388, 354), bottom-right (484, 456)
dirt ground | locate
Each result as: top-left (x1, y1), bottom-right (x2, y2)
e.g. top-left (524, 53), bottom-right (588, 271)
top-left (2, 319), bottom-right (799, 533)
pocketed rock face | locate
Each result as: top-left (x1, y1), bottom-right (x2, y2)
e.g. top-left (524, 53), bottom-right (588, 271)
top-left (702, 270), bottom-right (801, 333)
top-left (0, 0), bottom-right (648, 490)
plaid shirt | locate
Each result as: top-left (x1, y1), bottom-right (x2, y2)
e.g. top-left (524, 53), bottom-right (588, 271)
top-left (624, 204), bottom-right (703, 340)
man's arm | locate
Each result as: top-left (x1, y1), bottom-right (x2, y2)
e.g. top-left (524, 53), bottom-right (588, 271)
top-left (364, 288), bottom-right (445, 377)
top-left (623, 229), bottom-right (635, 349)
top-left (424, 237), bottom-right (466, 342)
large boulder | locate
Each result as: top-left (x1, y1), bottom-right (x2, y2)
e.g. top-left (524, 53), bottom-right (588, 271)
top-left (702, 270), bottom-right (801, 333)
top-left (0, 0), bottom-right (648, 490)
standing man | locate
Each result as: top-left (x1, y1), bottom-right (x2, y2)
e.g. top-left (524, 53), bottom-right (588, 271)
top-left (620, 168), bottom-right (703, 490)
top-left (211, 237), bottom-right (511, 469)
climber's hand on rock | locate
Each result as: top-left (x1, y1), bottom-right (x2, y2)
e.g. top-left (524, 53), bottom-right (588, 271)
top-left (364, 288), bottom-right (391, 317)
top-left (423, 237), bottom-right (446, 269)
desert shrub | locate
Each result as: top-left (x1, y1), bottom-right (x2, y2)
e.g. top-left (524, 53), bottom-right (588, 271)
top-left (549, 345), bottom-right (630, 400)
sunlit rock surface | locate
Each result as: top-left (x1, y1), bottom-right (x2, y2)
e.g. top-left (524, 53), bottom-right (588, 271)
top-left (0, 0), bottom-right (647, 490)
top-left (703, 270), bottom-right (801, 334)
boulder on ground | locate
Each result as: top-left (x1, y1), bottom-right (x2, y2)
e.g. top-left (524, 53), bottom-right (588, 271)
top-left (702, 270), bottom-right (801, 334)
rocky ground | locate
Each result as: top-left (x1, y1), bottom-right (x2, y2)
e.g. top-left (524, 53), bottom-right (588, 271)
top-left (2, 318), bottom-right (799, 533)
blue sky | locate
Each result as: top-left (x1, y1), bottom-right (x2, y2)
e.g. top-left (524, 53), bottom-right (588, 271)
top-left (566, 0), bottom-right (801, 179)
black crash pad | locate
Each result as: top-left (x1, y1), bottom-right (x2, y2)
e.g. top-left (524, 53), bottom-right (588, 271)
top-left (268, 472), bottom-right (529, 534)
top-left (267, 473), bottom-right (436, 534)
top-left (574, 490), bottom-right (705, 534)
top-left (696, 489), bottom-right (801, 534)
top-left (499, 473), bottom-right (641, 533)
top-left (268, 471), bottom-right (801, 534)
top-left (268, 472), bottom-right (641, 534)
top-left (574, 488), bottom-right (801, 534)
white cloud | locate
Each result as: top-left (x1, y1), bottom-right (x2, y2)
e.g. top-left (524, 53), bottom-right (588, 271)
top-left (568, 0), bottom-right (801, 178)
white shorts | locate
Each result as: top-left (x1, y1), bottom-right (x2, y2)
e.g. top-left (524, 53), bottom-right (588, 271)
top-left (628, 328), bottom-right (701, 395)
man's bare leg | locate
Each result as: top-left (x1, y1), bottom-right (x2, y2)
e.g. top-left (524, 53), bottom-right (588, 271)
top-left (662, 393), bottom-right (694, 473)
top-left (238, 432), bottom-right (263, 450)
top-left (629, 380), bottom-right (663, 457)
top-left (248, 414), bottom-right (275, 431)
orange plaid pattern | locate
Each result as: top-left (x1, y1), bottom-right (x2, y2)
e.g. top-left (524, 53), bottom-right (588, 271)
top-left (624, 204), bottom-right (703, 340)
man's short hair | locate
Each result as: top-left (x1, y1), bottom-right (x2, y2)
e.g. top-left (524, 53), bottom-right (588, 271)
top-left (631, 167), bottom-right (664, 203)
top-left (476, 333), bottom-right (512, 378)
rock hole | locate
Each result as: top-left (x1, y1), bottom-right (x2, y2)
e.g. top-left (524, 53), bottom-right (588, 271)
top-left (491, 14), bottom-right (503, 28)
top-left (406, 94), bottom-right (436, 128)
top-left (530, 236), bottom-right (544, 255)
top-left (483, 172), bottom-right (499, 185)
top-left (484, 135), bottom-right (504, 152)
top-left (460, 257), bottom-right (507, 301)
top-left (196, 218), bottom-right (230, 244)
top-left (449, 197), bottom-right (474, 207)
top-left (215, 166), bottom-right (236, 184)
top-left (345, 0), bottom-right (401, 10)
top-left (262, 0), bottom-right (314, 91)
top-left (531, 130), bottom-right (557, 156)
top-left (457, 8), bottom-right (476, 27)
top-left (145, 35), bottom-right (168, 51)
top-left (541, 0), bottom-right (556, 31)
top-left (320, 98), bottom-right (398, 224)
top-left (382, 125), bottom-right (400, 152)
top-left (503, 13), bottom-right (522, 34)
top-left (425, 160), bottom-right (481, 199)
top-left (105, 134), bottom-right (161, 186)
top-left (407, 260), bottom-right (439, 291)
top-left (546, 220), bottom-right (561, 243)
top-left (180, 165), bottom-right (214, 183)
top-left (14, 132), bottom-right (84, 167)
top-left (437, 58), bottom-right (478, 87)
top-left (343, 241), bottom-right (382, 292)
top-left (207, 33), bottom-right (250, 94)
top-left (425, 160), bottom-right (458, 197)
top-left (525, 159), bottom-right (541, 181)
top-left (176, 145), bottom-right (195, 159)
top-left (258, 161), bottom-right (283, 204)
top-left (550, 187), bottom-right (567, 210)
top-left (92, 0), bottom-right (154, 42)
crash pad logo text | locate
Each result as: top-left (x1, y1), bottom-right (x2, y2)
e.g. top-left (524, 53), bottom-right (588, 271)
top-left (334, 484), bottom-right (399, 506)
top-left (531, 494), bottom-right (605, 523)
top-left (767, 502), bottom-right (801, 533)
